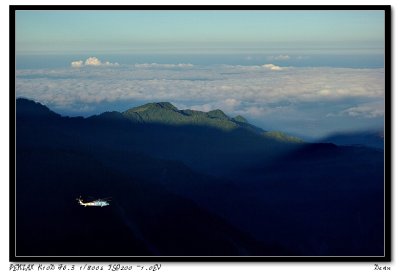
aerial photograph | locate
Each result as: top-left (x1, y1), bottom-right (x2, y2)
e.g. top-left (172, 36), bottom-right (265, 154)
top-left (13, 8), bottom-right (387, 258)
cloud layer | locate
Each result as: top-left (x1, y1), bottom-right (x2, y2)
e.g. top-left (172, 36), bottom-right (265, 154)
top-left (16, 61), bottom-right (385, 137)
top-left (340, 102), bottom-right (384, 118)
top-left (71, 57), bottom-right (119, 68)
top-left (134, 63), bottom-right (194, 68)
top-left (262, 64), bottom-right (285, 71)
top-left (267, 55), bottom-right (291, 61)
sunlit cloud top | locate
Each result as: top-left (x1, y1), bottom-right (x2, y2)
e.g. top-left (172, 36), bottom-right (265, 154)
top-left (16, 59), bottom-right (384, 138)
top-left (71, 57), bottom-right (119, 67)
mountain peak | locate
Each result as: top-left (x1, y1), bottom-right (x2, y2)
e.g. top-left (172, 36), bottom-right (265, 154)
top-left (16, 99), bottom-right (303, 143)
top-left (233, 115), bottom-right (248, 123)
top-left (124, 102), bottom-right (178, 114)
top-left (16, 98), bottom-right (60, 119)
top-left (153, 102), bottom-right (178, 110)
top-left (121, 102), bottom-right (257, 131)
top-left (207, 109), bottom-right (229, 120)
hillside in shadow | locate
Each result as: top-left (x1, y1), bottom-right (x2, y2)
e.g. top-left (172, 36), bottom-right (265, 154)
top-left (319, 130), bottom-right (384, 149)
top-left (15, 98), bottom-right (384, 256)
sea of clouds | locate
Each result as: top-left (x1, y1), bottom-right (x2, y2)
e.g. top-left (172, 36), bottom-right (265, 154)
top-left (15, 57), bottom-right (385, 137)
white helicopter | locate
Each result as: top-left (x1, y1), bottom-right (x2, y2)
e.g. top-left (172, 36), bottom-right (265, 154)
top-left (77, 196), bottom-right (111, 207)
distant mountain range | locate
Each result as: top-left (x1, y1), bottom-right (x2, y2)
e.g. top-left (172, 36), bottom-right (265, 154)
top-left (15, 98), bottom-right (385, 257)
top-left (87, 100), bottom-right (302, 143)
top-left (320, 130), bottom-right (384, 149)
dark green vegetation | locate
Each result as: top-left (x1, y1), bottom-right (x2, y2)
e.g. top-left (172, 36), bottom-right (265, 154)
top-left (16, 98), bottom-right (384, 256)
top-left (122, 102), bottom-right (253, 131)
top-left (98, 101), bottom-right (299, 142)
top-left (263, 131), bottom-right (303, 143)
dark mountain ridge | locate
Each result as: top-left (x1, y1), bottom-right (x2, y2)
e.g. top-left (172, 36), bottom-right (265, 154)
top-left (15, 98), bottom-right (385, 257)
top-left (17, 98), bottom-right (303, 177)
top-left (85, 99), bottom-right (301, 142)
top-left (320, 129), bottom-right (384, 149)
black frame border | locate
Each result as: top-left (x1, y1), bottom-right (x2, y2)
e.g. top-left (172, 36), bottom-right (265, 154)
top-left (10, 5), bottom-right (392, 262)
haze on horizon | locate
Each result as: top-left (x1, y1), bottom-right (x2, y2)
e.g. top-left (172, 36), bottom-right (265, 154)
top-left (15, 10), bottom-right (386, 139)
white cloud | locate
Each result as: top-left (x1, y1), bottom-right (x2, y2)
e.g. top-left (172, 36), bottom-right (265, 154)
top-left (71, 57), bottom-right (119, 68)
top-left (262, 64), bottom-right (284, 71)
top-left (16, 65), bottom-right (384, 115)
top-left (85, 57), bottom-right (102, 66)
top-left (71, 60), bottom-right (83, 68)
top-left (189, 104), bottom-right (214, 112)
top-left (327, 101), bottom-right (384, 119)
top-left (267, 55), bottom-right (290, 61)
top-left (103, 61), bottom-right (119, 66)
top-left (134, 63), bottom-right (194, 69)
top-left (342, 103), bottom-right (384, 118)
top-left (186, 98), bottom-right (242, 115)
top-left (239, 106), bottom-right (266, 117)
top-left (224, 98), bottom-right (241, 108)
top-left (16, 64), bottom-right (384, 137)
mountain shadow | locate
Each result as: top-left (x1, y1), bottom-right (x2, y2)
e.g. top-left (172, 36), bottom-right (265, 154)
top-left (15, 98), bottom-right (385, 257)
top-left (319, 130), bottom-right (384, 149)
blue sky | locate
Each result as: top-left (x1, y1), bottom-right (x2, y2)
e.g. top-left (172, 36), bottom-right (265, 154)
top-left (15, 10), bottom-right (386, 139)
top-left (16, 10), bottom-right (385, 54)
